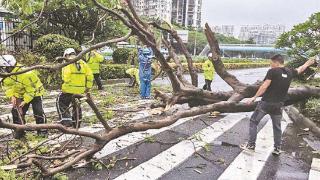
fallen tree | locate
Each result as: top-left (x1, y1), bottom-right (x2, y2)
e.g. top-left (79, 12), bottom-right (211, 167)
top-left (0, 0), bottom-right (319, 177)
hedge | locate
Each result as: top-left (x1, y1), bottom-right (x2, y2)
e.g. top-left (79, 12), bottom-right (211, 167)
top-left (168, 62), bottom-right (269, 73)
top-left (100, 64), bottom-right (131, 79)
top-left (36, 62), bottom-right (269, 89)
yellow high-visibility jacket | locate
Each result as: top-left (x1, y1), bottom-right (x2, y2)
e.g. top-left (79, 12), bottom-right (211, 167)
top-left (126, 68), bottom-right (140, 85)
top-left (62, 60), bottom-right (93, 94)
top-left (1, 63), bottom-right (45, 103)
top-left (202, 59), bottom-right (215, 81)
top-left (85, 51), bottom-right (104, 74)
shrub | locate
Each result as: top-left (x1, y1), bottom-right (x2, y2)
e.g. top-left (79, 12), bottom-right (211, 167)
top-left (112, 48), bottom-right (130, 64)
top-left (168, 62), bottom-right (269, 73)
top-left (100, 64), bottom-right (131, 79)
top-left (302, 98), bottom-right (320, 122)
top-left (39, 69), bottom-right (63, 89)
top-left (127, 49), bottom-right (138, 66)
top-left (15, 50), bottom-right (46, 66)
top-left (34, 34), bottom-right (80, 62)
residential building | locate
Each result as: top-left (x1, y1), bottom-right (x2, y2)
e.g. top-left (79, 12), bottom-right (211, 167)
top-left (238, 24), bottom-right (286, 44)
top-left (132, 0), bottom-right (202, 28)
top-left (172, 0), bottom-right (202, 28)
top-left (213, 25), bottom-right (235, 37)
top-left (132, 0), bottom-right (173, 23)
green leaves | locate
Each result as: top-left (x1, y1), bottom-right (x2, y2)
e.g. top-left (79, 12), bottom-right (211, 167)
top-left (34, 34), bottom-right (80, 62)
top-left (276, 12), bottom-right (320, 58)
top-left (3, 0), bottom-right (128, 44)
top-left (53, 173), bottom-right (69, 180)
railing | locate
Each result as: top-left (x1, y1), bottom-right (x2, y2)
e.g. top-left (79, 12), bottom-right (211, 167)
top-left (0, 18), bottom-right (32, 52)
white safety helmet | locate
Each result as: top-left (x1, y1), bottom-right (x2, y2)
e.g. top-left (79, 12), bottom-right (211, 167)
top-left (63, 48), bottom-right (76, 57)
top-left (0, 55), bottom-right (17, 67)
top-left (208, 53), bottom-right (213, 58)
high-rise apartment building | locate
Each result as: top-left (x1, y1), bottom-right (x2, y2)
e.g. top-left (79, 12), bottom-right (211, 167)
top-left (132, 0), bottom-right (202, 28)
top-left (172, 0), bottom-right (202, 28)
top-left (213, 25), bottom-right (235, 37)
top-left (132, 0), bottom-right (173, 23)
top-left (238, 24), bottom-right (286, 44)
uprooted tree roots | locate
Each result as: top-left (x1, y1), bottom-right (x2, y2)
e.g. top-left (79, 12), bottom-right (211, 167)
top-left (0, 0), bottom-right (320, 177)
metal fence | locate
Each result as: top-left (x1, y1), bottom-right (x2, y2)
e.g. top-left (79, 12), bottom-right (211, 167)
top-left (0, 17), bottom-right (33, 52)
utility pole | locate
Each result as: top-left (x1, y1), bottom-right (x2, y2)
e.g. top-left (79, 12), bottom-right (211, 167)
top-left (193, 30), bottom-right (197, 56)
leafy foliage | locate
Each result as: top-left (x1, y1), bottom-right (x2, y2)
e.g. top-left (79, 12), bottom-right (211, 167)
top-left (0, 169), bottom-right (20, 180)
top-left (100, 64), bottom-right (131, 79)
top-left (276, 12), bottom-right (320, 60)
top-left (112, 48), bottom-right (131, 64)
top-left (34, 34), bottom-right (80, 62)
top-left (15, 50), bottom-right (47, 66)
top-left (2, 0), bottom-right (127, 44)
top-left (127, 49), bottom-right (139, 66)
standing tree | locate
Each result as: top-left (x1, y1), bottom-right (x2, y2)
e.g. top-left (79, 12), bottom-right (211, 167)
top-left (1, 0), bottom-right (126, 44)
top-left (276, 12), bottom-right (320, 77)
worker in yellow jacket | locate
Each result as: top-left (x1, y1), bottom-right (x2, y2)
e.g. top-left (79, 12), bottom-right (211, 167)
top-left (202, 53), bottom-right (215, 91)
top-left (0, 55), bottom-right (47, 138)
top-left (85, 50), bottom-right (104, 90)
top-left (126, 67), bottom-right (140, 87)
top-left (56, 48), bottom-right (93, 127)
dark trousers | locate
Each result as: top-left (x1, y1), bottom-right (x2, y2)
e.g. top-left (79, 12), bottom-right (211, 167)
top-left (94, 73), bottom-right (103, 90)
top-left (12, 96), bottom-right (46, 125)
top-left (202, 79), bottom-right (212, 91)
top-left (12, 96), bottom-right (46, 136)
top-left (56, 93), bottom-right (82, 122)
top-left (128, 77), bottom-right (137, 87)
top-left (248, 101), bottom-right (283, 148)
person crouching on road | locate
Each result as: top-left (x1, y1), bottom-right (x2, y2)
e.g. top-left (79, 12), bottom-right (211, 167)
top-left (85, 50), bottom-right (104, 90)
top-left (138, 48), bottom-right (153, 99)
top-left (202, 53), bottom-right (215, 91)
top-left (56, 48), bottom-right (93, 127)
top-left (241, 54), bottom-right (315, 155)
top-left (126, 66), bottom-right (140, 87)
top-left (0, 55), bottom-right (47, 139)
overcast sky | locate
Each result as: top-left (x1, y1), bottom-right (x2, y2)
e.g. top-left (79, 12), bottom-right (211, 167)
top-left (202, 0), bottom-right (320, 31)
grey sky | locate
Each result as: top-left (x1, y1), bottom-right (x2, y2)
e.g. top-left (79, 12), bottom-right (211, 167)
top-left (202, 0), bottom-right (320, 30)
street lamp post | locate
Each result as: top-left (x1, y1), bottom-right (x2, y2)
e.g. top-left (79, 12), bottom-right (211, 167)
top-left (193, 30), bottom-right (197, 56)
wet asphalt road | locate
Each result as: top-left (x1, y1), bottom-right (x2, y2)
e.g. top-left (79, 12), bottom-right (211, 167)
top-left (66, 67), bottom-right (320, 180)
top-left (153, 67), bottom-right (269, 91)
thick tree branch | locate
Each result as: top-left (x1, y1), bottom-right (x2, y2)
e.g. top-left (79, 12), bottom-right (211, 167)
top-left (151, 22), bottom-right (198, 87)
top-left (85, 93), bottom-right (112, 131)
top-left (0, 120), bottom-right (103, 141)
top-left (162, 39), bottom-right (192, 86)
top-left (204, 23), bottom-right (246, 91)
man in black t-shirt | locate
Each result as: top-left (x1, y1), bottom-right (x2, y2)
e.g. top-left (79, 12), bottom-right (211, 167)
top-left (241, 54), bottom-right (315, 155)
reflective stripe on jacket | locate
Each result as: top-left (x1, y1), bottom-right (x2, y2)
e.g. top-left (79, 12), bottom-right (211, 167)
top-left (86, 51), bottom-right (104, 74)
top-left (1, 63), bottom-right (45, 103)
top-left (202, 59), bottom-right (214, 81)
top-left (62, 60), bottom-right (93, 94)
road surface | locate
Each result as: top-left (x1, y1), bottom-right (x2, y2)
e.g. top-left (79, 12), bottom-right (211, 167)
top-left (66, 68), bottom-right (320, 180)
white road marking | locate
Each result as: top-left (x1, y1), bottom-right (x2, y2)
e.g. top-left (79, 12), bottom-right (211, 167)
top-left (94, 115), bottom-right (200, 159)
top-left (115, 114), bottom-right (247, 180)
top-left (0, 101), bottom-right (153, 138)
top-left (218, 112), bottom-right (291, 180)
top-left (309, 158), bottom-right (320, 180)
